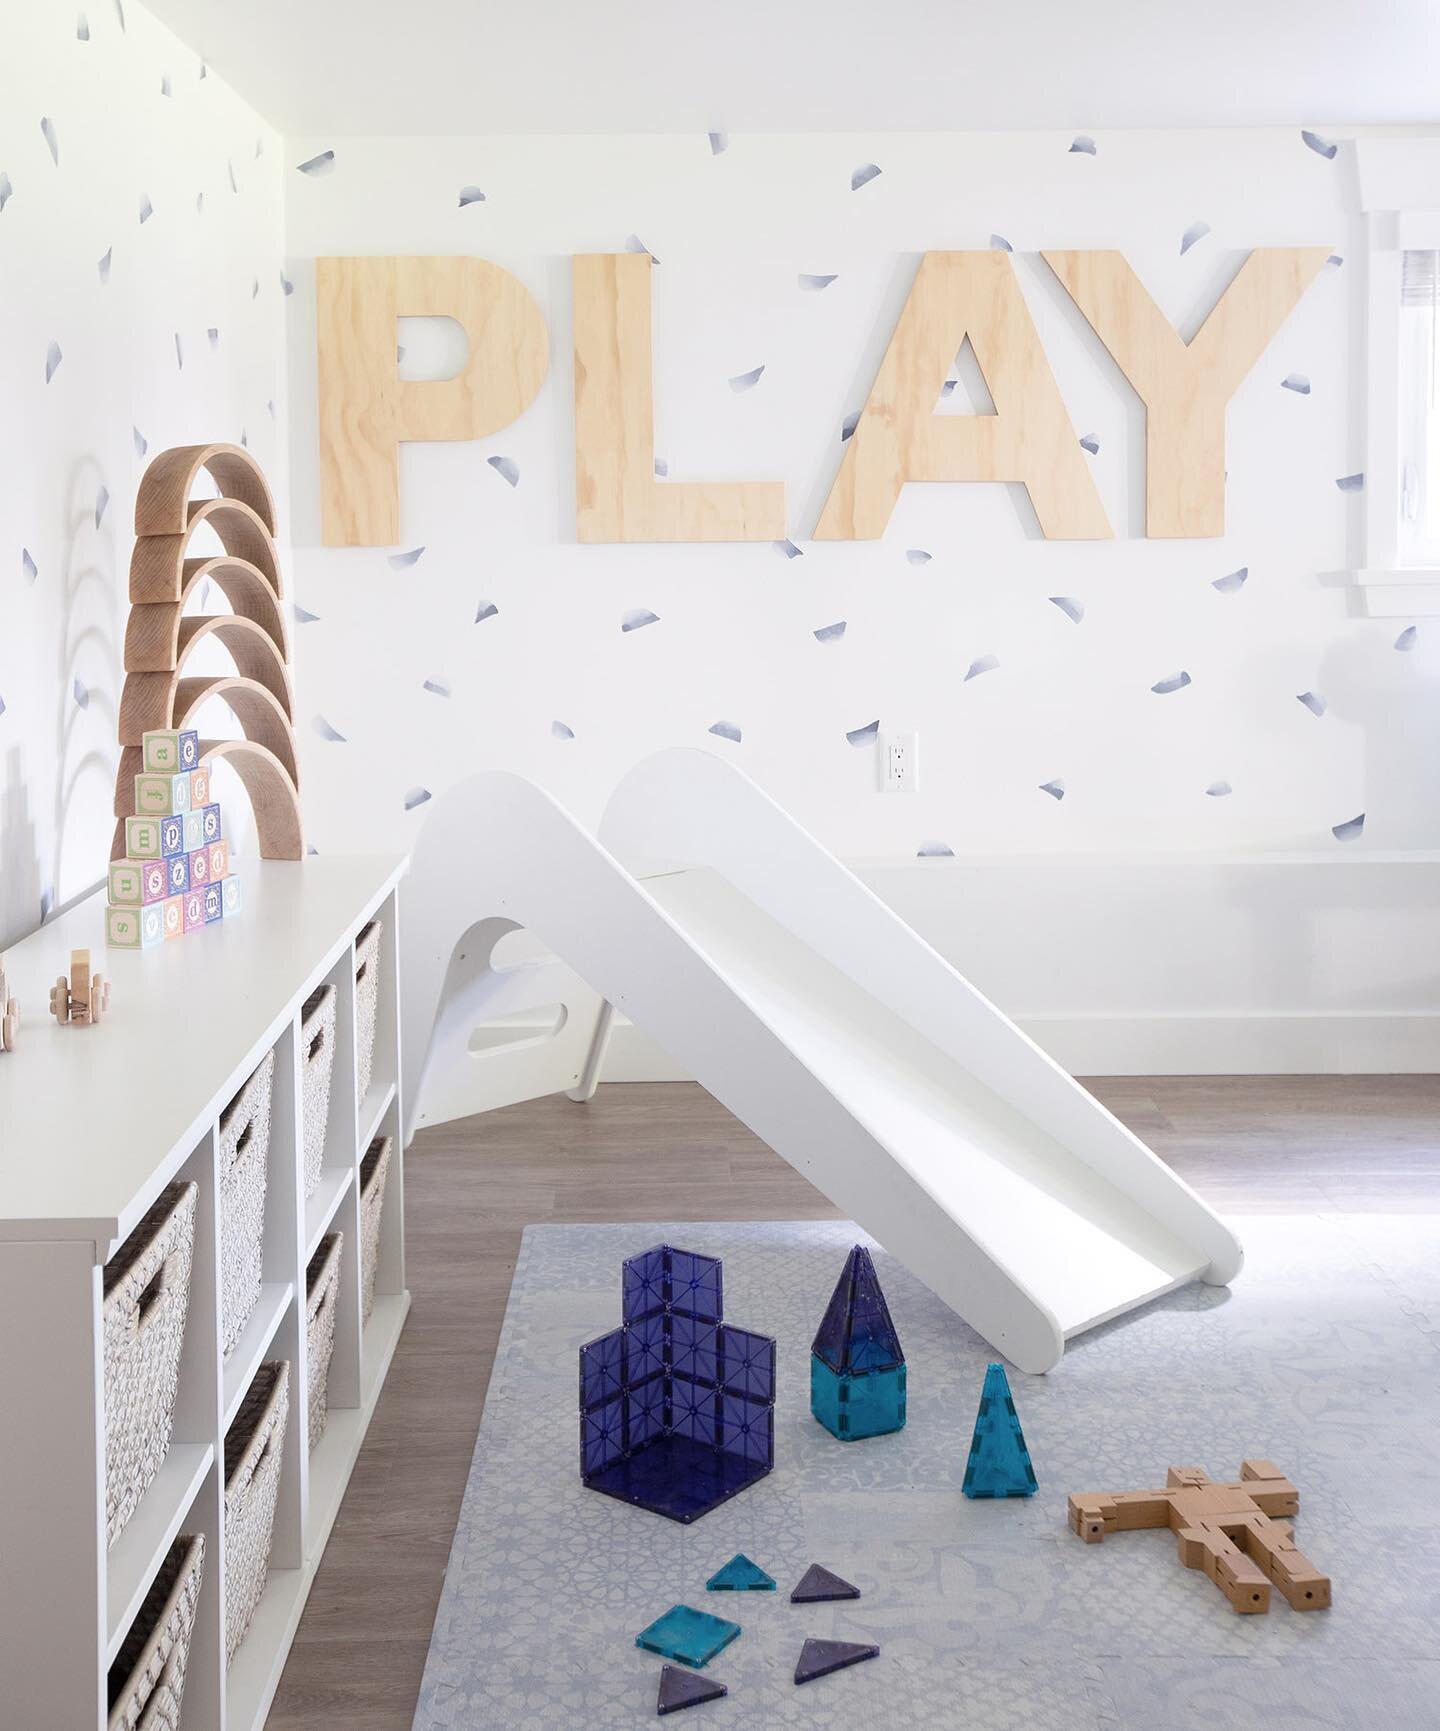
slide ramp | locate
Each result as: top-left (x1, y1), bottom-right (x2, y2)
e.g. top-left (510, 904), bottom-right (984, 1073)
top-left (402, 749), bottom-right (1240, 1372)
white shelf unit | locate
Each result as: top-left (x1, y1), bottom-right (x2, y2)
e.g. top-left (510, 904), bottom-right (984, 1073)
top-left (0, 855), bottom-right (409, 1731)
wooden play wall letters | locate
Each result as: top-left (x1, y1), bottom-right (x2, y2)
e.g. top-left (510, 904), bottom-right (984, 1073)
top-left (316, 246), bottom-right (1329, 548)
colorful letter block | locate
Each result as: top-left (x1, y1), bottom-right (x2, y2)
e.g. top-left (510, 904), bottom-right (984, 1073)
top-left (161, 895), bottom-right (185, 941)
top-left (182, 811), bottom-right (205, 853)
top-left (189, 764), bottom-right (211, 807)
top-left (221, 874), bottom-right (242, 919)
top-left (159, 815), bottom-right (184, 858)
top-left (207, 840), bottom-right (228, 881)
top-left (141, 729), bottom-right (199, 775)
top-left (108, 859), bottom-right (167, 906)
top-left (166, 853), bottom-right (190, 897)
top-left (106, 904), bottom-right (165, 949)
top-left (200, 803), bottom-right (222, 844)
top-left (188, 846), bottom-right (210, 887)
top-left (125, 816), bottom-right (162, 860)
top-left (134, 771), bottom-right (191, 817)
top-left (182, 889), bottom-right (206, 934)
top-left (203, 881), bottom-right (224, 923)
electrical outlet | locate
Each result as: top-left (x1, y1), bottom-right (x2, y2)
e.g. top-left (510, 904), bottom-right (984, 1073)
top-left (884, 732), bottom-right (919, 793)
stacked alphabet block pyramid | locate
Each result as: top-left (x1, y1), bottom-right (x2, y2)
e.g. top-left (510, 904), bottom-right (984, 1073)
top-left (105, 729), bottom-right (242, 948)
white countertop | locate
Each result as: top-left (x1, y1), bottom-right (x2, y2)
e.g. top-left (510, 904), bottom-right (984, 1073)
top-left (0, 855), bottom-right (406, 1253)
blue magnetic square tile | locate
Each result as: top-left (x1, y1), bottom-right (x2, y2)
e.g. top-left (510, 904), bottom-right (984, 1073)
top-left (628, 1374), bottom-right (668, 1450)
top-left (627, 1310), bottom-right (669, 1382)
top-left (720, 1393), bottom-right (772, 1464)
top-left (581, 1399), bottom-right (625, 1476)
top-left (671, 1314), bottom-right (718, 1384)
top-left (719, 1326), bottom-right (775, 1401)
top-left (668, 1250), bottom-right (722, 1322)
top-left (579, 1327), bottom-right (625, 1412)
top-left (623, 1245), bottom-right (668, 1322)
top-left (671, 1383), bottom-right (718, 1446)
top-left (810, 1355), bottom-right (906, 1442)
top-left (636, 1604), bottom-right (741, 1669)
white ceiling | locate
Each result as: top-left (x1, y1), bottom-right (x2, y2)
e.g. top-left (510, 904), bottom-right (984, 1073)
top-left (149, 0), bottom-right (1440, 137)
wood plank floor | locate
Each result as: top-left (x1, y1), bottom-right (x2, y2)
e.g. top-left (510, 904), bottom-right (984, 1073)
top-left (267, 1075), bottom-right (1440, 1728)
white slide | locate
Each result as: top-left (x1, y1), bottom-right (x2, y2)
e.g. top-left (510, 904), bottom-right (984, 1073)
top-left (401, 748), bottom-right (1241, 1372)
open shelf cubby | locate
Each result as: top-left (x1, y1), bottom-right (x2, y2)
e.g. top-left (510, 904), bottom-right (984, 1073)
top-left (0, 855), bottom-right (409, 1731)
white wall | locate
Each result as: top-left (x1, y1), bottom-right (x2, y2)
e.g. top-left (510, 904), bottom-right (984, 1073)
top-left (0, 3), bottom-right (288, 949)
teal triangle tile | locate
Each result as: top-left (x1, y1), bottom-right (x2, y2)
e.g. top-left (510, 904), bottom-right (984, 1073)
top-left (962, 1361), bottom-right (1039, 1498)
top-left (706, 1552), bottom-right (776, 1591)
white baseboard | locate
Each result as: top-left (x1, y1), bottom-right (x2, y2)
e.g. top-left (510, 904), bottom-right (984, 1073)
top-left (602, 1012), bottom-right (1440, 1079)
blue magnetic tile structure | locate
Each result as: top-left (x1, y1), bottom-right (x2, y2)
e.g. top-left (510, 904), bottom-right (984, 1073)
top-left (636, 1605), bottom-right (741, 1669)
top-left (657, 1663), bottom-right (728, 1715)
top-left (706, 1553), bottom-right (776, 1592)
top-left (810, 1246), bottom-right (906, 1441)
top-left (962, 1362), bottom-right (1038, 1499)
top-left (579, 1244), bottom-right (776, 1522)
top-left (793, 1638), bottom-right (880, 1685)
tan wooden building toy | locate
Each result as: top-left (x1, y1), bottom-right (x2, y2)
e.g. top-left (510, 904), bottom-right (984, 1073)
top-left (0, 955), bottom-right (17, 1051)
top-left (1068, 1459), bottom-right (1331, 1614)
top-left (49, 950), bottom-right (111, 1027)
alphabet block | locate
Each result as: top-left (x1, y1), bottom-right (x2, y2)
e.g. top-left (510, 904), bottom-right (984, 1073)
top-left (125, 817), bottom-right (162, 860)
top-left (203, 881), bottom-right (224, 923)
top-left (182, 811), bottom-right (206, 852)
top-left (106, 904), bottom-right (164, 950)
top-left (207, 840), bottom-right (229, 882)
top-left (141, 728), bottom-right (200, 775)
top-left (187, 845), bottom-right (211, 887)
top-left (159, 815), bottom-right (185, 858)
top-left (161, 894), bottom-right (185, 941)
top-left (222, 874), bottom-right (242, 919)
top-left (183, 889), bottom-right (206, 934)
top-left (200, 803), bottom-right (222, 845)
top-left (108, 859), bottom-right (168, 906)
top-left (134, 770), bottom-right (192, 817)
top-left (166, 852), bottom-right (191, 897)
top-left (189, 764), bottom-right (211, 807)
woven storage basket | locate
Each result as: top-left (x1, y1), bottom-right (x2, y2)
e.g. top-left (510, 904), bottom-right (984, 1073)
top-left (306, 1232), bottom-right (344, 1451)
top-left (107, 1532), bottom-right (205, 1731)
top-left (103, 1182), bottom-right (198, 1548)
top-left (354, 919), bottom-right (382, 1112)
top-left (218, 1050), bottom-right (274, 1359)
top-left (224, 1359), bottom-right (290, 1665)
top-left (358, 1135), bottom-right (393, 1323)
top-left (300, 984), bottom-right (337, 1199)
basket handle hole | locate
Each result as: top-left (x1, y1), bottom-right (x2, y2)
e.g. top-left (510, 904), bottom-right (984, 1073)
top-left (308, 1028), bottom-right (326, 1061)
top-left (355, 960), bottom-right (369, 984)
top-left (234, 1119), bottom-right (253, 1160)
top-left (134, 1263), bottom-right (168, 1335)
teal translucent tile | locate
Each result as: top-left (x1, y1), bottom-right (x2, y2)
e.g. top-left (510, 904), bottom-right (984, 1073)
top-left (810, 1354), bottom-right (906, 1441)
top-left (706, 1552), bottom-right (776, 1592)
top-left (635, 1605), bottom-right (741, 1669)
top-left (961, 1361), bottom-right (1038, 1499)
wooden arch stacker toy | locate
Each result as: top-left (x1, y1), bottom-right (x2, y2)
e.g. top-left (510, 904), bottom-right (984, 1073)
top-left (1068, 1459), bottom-right (1331, 1614)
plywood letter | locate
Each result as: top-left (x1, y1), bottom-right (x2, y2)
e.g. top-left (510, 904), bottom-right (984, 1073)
top-left (1044, 248), bottom-right (1330, 537)
top-left (318, 256), bottom-right (549, 546)
top-left (573, 253), bottom-right (786, 542)
top-left (815, 252), bottom-right (1110, 541)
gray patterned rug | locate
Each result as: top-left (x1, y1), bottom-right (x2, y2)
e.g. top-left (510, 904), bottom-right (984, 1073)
top-left (414, 1216), bottom-right (1440, 1730)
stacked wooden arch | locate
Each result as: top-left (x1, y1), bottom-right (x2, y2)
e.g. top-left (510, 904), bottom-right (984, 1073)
top-left (111, 443), bottom-right (304, 860)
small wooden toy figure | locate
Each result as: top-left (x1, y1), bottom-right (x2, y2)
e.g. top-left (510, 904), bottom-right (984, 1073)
top-left (49, 949), bottom-right (111, 1027)
top-left (0, 954), bottom-right (17, 1051)
top-left (1068, 1459), bottom-right (1331, 1614)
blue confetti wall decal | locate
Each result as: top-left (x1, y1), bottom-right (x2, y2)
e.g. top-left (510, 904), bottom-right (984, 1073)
top-left (624, 234), bottom-right (659, 263)
top-left (474, 600), bottom-right (499, 623)
top-left (798, 273), bottom-right (838, 291)
top-left (1050, 596), bottom-right (1084, 623)
top-left (1151, 670), bottom-right (1192, 694)
top-left (1079, 433), bottom-right (1100, 455)
top-left (113, 0), bottom-right (124, 29)
top-left (387, 546), bottom-right (425, 569)
top-left (98, 246), bottom-right (112, 283)
top-left (133, 426), bottom-right (147, 456)
top-left (139, 193), bottom-right (153, 224)
top-left (160, 74), bottom-right (171, 97)
top-left (709, 720), bottom-right (742, 743)
top-left (279, 274), bottom-right (293, 296)
top-left (404, 786), bottom-right (432, 811)
top-left (1280, 373), bottom-right (1311, 394)
top-left (965, 654), bottom-right (1000, 681)
top-left (77, 14), bottom-right (90, 41)
top-left (72, 677), bottom-right (88, 709)
top-left (773, 538), bottom-right (803, 559)
top-left (1212, 567), bottom-right (1248, 593)
top-left (653, 457), bottom-right (668, 477)
top-left (1336, 472), bottom-right (1364, 491)
top-left (313, 715), bottom-right (347, 741)
top-left (841, 410), bottom-right (861, 441)
top-left (422, 677), bottom-right (451, 697)
top-left (458, 186), bottom-right (486, 207)
top-left (729, 365), bottom-right (765, 392)
top-left (1069, 135), bottom-right (1097, 155)
top-left (1302, 129), bottom-right (1339, 160)
top-left (708, 132), bottom-right (729, 156)
top-left (1395, 625), bottom-right (1417, 651)
top-left (292, 603), bottom-right (320, 623)
top-left (41, 118), bottom-right (59, 166)
top-left (1039, 780), bottom-right (1065, 801)
top-left (551, 720), bottom-right (574, 740)
top-left (0, 173), bottom-right (12, 211)
top-left (196, 192), bottom-right (205, 215)
top-left (989, 234), bottom-right (1012, 252)
top-left (621, 609), bottom-right (659, 632)
top-left (905, 549), bottom-right (931, 566)
top-left (297, 150), bottom-right (336, 177)
top-left (173, 332), bottom-right (183, 369)
top-left (1205, 780), bottom-right (1232, 797)
top-left (851, 163), bottom-right (881, 190)
top-left (94, 486), bottom-right (109, 529)
top-left (846, 719), bottom-right (880, 747)
top-left (22, 548), bottom-right (38, 582)
top-left (917, 840), bottom-right (954, 857)
top-left (208, 327), bottom-right (220, 349)
top-left (1296, 690), bottom-right (1326, 717)
top-left (44, 341), bottom-right (62, 384)
top-left (0, 692), bottom-right (5, 716)
top-left (488, 454), bottom-right (520, 486)
top-left (228, 160), bottom-right (238, 193)
top-left (1332, 813), bottom-right (1364, 842)
top-left (1180, 220), bottom-right (1210, 255)
top-left (814, 621), bottom-right (846, 642)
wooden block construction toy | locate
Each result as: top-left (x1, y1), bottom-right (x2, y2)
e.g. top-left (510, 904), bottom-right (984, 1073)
top-left (108, 859), bottom-right (168, 907)
top-left (182, 811), bottom-right (206, 853)
top-left (182, 889), bottom-right (207, 934)
top-left (166, 853), bottom-right (191, 897)
top-left (203, 881), bottom-right (224, 924)
top-left (1068, 1460), bottom-right (1331, 1615)
top-left (49, 950), bottom-right (111, 1027)
top-left (162, 895), bottom-right (185, 942)
top-left (106, 905), bottom-right (165, 950)
top-left (141, 728), bottom-right (200, 775)
top-left (207, 839), bottom-right (228, 881)
top-left (222, 875), bottom-right (242, 919)
top-left (188, 846), bottom-right (211, 887)
top-left (189, 764), bottom-right (211, 807)
top-left (134, 769), bottom-right (192, 817)
top-left (0, 955), bottom-right (18, 1051)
